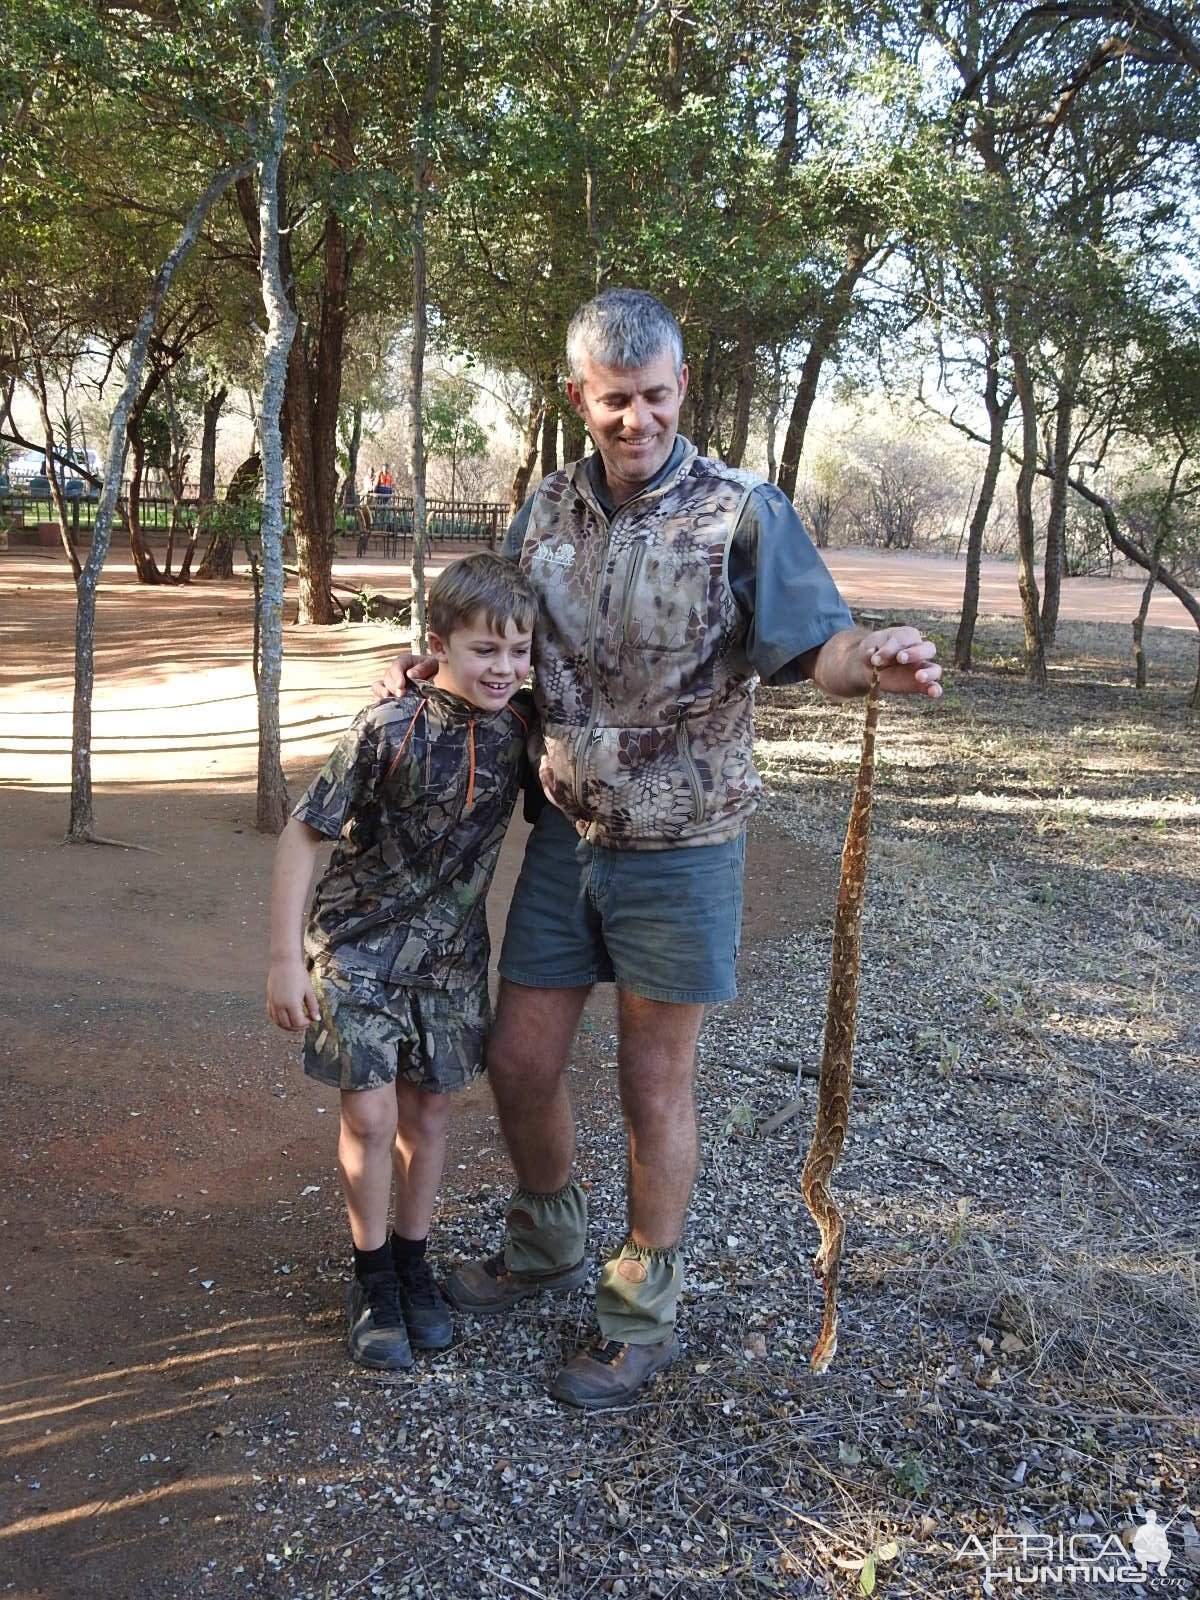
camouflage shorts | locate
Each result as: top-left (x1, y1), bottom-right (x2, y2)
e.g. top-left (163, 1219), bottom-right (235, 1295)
top-left (303, 965), bottom-right (489, 1094)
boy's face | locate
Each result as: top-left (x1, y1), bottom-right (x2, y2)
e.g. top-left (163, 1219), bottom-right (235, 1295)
top-left (429, 611), bottom-right (533, 711)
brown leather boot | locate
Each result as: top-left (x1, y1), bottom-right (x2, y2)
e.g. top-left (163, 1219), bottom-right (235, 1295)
top-left (445, 1251), bottom-right (587, 1315)
top-left (549, 1335), bottom-right (680, 1409)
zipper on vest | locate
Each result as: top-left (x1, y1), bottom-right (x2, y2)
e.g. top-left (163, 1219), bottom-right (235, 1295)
top-left (676, 716), bottom-right (704, 824)
top-left (618, 541), bottom-right (647, 646)
top-left (570, 467), bottom-right (685, 804)
top-left (574, 519), bottom-right (612, 801)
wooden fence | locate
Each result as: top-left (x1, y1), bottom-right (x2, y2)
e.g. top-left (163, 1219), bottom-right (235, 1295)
top-left (0, 481), bottom-right (511, 556)
top-left (357, 496), bottom-right (507, 558)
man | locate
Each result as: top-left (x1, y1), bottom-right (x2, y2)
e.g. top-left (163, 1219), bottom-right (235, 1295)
top-left (385, 288), bottom-right (941, 1408)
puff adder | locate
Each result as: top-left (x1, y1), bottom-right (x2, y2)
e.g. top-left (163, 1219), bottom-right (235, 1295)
top-left (801, 667), bottom-right (882, 1374)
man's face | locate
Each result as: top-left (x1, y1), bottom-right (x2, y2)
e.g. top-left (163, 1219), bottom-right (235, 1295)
top-left (566, 347), bottom-right (689, 505)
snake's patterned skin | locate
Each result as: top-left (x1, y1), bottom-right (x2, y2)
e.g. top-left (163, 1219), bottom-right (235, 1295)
top-left (801, 670), bottom-right (881, 1374)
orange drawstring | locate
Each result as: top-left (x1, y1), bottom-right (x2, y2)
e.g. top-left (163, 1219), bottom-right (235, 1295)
top-left (383, 702), bottom-right (426, 785)
top-left (384, 700), bottom-right (510, 808)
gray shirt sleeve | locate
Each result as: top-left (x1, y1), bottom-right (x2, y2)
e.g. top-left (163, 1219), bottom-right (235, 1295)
top-left (502, 494), bottom-right (534, 562)
top-left (729, 484), bottom-right (855, 685)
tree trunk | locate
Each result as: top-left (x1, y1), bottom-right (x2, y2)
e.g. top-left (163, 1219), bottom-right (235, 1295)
top-left (125, 373), bottom-right (164, 584)
top-left (539, 372), bottom-right (559, 478)
top-left (24, 335), bottom-right (82, 579)
top-left (1133, 447), bottom-right (1186, 689)
top-left (160, 368), bottom-right (189, 579)
top-left (1069, 468), bottom-right (1200, 708)
top-left (254, 0), bottom-right (298, 836)
top-left (195, 383), bottom-right (231, 579)
top-left (236, 167), bottom-right (350, 625)
top-left (342, 400), bottom-right (362, 508)
top-left (1009, 342), bottom-right (1047, 687)
top-left (408, 0), bottom-right (444, 654)
top-left (198, 383), bottom-right (226, 506)
top-left (197, 448), bottom-right (257, 579)
top-left (764, 345), bottom-right (783, 485)
top-left (1041, 359), bottom-right (1077, 648)
top-left (510, 381), bottom-right (544, 514)
top-left (1133, 547), bottom-right (1163, 691)
top-left (723, 338), bottom-right (755, 467)
top-left (954, 348), bottom-right (1012, 671)
top-left (562, 406), bottom-right (587, 463)
top-left (777, 234), bottom-right (872, 501)
top-left (691, 334), bottom-right (718, 456)
top-left (69, 158), bottom-right (251, 842)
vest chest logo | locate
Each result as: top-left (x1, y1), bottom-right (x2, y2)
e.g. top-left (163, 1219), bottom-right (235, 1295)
top-left (531, 544), bottom-right (576, 571)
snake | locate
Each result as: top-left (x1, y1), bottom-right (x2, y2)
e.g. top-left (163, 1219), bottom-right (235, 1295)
top-left (800, 669), bottom-right (881, 1374)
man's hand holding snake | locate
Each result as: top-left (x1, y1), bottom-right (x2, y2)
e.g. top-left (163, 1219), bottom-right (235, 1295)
top-left (806, 624), bottom-right (943, 702)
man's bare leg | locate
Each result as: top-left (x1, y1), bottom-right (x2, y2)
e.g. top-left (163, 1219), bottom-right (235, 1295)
top-left (487, 979), bottom-right (591, 1190)
top-left (445, 981), bottom-right (591, 1311)
top-left (549, 993), bottom-right (704, 1406)
top-left (615, 992), bottom-right (705, 1247)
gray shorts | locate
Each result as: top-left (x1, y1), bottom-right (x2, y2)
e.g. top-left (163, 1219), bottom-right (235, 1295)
top-left (303, 965), bottom-right (489, 1094)
top-left (498, 805), bottom-right (745, 1004)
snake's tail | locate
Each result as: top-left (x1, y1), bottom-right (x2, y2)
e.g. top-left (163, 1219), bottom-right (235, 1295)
top-left (811, 1292), bottom-right (839, 1375)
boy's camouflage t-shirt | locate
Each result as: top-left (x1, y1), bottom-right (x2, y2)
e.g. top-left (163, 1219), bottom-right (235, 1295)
top-left (293, 683), bottom-right (532, 991)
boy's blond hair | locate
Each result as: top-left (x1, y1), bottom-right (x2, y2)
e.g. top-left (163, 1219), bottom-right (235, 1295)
top-left (427, 553), bottom-right (538, 641)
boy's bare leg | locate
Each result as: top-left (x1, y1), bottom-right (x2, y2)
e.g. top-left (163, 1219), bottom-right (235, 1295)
top-left (392, 1080), bottom-right (453, 1239)
top-left (487, 980), bottom-right (591, 1189)
top-left (338, 1086), bottom-right (398, 1251)
top-left (615, 992), bottom-right (705, 1248)
top-left (390, 1079), bottom-right (455, 1349)
top-left (338, 1084), bottom-right (414, 1369)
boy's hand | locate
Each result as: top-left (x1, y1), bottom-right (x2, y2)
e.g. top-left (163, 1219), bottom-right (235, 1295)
top-left (373, 653), bottom-right (438, 700)
top-left (268, 960), bottom-right (320, 1032)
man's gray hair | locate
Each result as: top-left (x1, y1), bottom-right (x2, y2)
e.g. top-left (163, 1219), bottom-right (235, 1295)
top-left (566, 288), bottom-right (684, 382)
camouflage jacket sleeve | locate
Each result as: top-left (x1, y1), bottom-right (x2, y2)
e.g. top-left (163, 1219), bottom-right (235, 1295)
top-left (292, 709), bottom-right (391, 840)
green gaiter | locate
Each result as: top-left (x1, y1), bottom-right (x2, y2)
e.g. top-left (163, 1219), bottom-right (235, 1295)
top-left (595, 1237), bottom-right (683, 1344)
top-left (503, 1180), bottom-right (588, 1274)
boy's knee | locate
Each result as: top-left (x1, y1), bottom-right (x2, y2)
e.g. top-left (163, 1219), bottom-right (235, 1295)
top-left (395, 1081), bottom-right (451, 1141)
top-left (340, 1087), bottom-right (396, 1142)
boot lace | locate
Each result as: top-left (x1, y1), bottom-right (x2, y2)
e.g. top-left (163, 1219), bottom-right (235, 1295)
top-left (590, 1340), bottom-right (628, 1365)
top-left (360, 1270), bottom-right (405, 1328)
top-left (396, 1255), bottom-right (441, 1308)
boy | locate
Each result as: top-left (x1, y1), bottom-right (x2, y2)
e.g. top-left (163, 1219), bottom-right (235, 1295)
top-left (267, 553), bottom-right (537, 1370)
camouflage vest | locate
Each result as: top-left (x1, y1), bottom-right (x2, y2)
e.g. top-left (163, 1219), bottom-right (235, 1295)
top-left (520, 440), bottom-right (761, 849)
